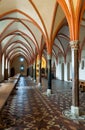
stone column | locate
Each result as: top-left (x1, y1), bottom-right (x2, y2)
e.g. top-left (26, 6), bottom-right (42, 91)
top-left (70, 40), bottom-right (79, 116)
top-left (38, 59), bottom-right (42, 88)
top-left (8, 61), bottom-right (10, 77)
top-left (29, 65), bottom-right (33, 80)
top-left (45, 60), bottom-right (47, 77)
top-left (47, 54), bottom-right (52, 96)
top-left (4, 58), bottom-right (8, 80)
top-left (2, 54), bottom-right (5, 80)
top-left (33, 62), bottom-right (36, 82)
top-left (31, 65), bottom-right (33, 79)
top-left (0, 61), bottom-right (3, 82)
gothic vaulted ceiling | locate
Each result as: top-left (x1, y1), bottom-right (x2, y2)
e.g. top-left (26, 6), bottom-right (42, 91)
top-left (0, 0), bottom-right (85, 65)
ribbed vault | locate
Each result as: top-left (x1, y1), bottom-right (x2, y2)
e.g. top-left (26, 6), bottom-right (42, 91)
top-left (0, 0), bottom-right (85, 66)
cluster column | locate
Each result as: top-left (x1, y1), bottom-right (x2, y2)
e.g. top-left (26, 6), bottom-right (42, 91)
top-left (38, 59), bottom-right (42, 88)
top-left (33, 61), bottom-right (36, 82)
top-left (30, 65), bottom-right (33, 79)
top-left (70, 40), bottom-right (79, 116)
top-left (47, 54), bottom-right (52, 96)
top-left (4, 58), bottom-right (8, 80)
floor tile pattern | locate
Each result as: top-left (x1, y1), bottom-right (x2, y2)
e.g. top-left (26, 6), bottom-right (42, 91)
top-left (0, 76), bottom-right (85, 130)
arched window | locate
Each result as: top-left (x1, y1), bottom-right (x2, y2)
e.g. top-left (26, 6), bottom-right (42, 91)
top-left (20, 57), bottom-right (24, 62)
top-left (20, 65), bottom-right (24, 72)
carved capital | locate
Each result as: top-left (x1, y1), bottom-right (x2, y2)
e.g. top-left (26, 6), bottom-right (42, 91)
top-left (47, 54), bottom-right (52, 60)
top-left (38, 59), bottom-right (41, 64)
top-left (70, 40), bottom-right (79, 50)
top-left (33, 62), bottom-right (36, 69)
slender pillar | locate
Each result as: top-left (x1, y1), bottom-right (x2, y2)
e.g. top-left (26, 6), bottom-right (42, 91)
top-left (47, 54), bottom-right (52, 96)
top-left (8, 61), bottom-right (10, 77)
top-left (70, 40), bottom-right (79, 116)
top-left (0, 51), bottom-right (2, 82)
top-left (38, 59), bottom-right (42, 88)
top-left (45, 61), bottom-right (47, 78)
top-left (0, 61), bottom-right (3, 82)
top-left (31, 65), bottom-right (33, 78)
top-left (4, 58), bottom-right (8, 80)
top-left (29, 65), bottom-right (33, 80)
top-left (2, 54), bottom-right (5, 80)
top-left (33, 62), bottom-right (36, 82)
top-left (4, 69), bottom-right (8, 80)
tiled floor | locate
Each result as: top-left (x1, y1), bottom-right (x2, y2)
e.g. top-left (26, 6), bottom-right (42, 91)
top-left (0, 76), bottom-right (85, 130)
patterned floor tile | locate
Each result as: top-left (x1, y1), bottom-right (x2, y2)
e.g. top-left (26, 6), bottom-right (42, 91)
top-left (0, 76), bottom-right (85, 130)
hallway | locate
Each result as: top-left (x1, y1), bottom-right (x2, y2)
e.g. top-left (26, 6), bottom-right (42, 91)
top-left (0, 76), bottom-right (85, 130)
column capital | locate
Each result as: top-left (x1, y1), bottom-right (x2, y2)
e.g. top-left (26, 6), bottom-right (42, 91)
top-left (70, 40), bottom-right (79, 50)
top-left (33, 62), bottom-right (36, 68)
top-left (38, 59), bottom-right (41, 64)
top-left (47, 54), bottom-right (52, 60)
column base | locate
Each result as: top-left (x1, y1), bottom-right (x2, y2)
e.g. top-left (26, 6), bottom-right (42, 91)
top-left (47, 89), bottom-right (51, 96)
top-left (31, 77), bottom-right (33, 80)
top-left (71, 106), bottom-right (80, 116)
top-left (62, 107), bottom-right (85, 120)
top-left (34, 79), bottom-right (36, 83)
top-left (38, 83), bottom-right (42, 90)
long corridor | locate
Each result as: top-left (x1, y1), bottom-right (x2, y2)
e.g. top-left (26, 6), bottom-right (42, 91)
top-left (0, 76), bottom-right (85, 130)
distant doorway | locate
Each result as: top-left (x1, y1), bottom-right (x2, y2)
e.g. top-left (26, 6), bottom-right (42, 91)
top-left (10, 67), bottom-right (15, 77)
top-left (27, 68), bottom-right (29, 76)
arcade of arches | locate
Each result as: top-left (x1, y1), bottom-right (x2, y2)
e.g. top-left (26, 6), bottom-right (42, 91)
top-left (0, 0), bottom-right (85, 128)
